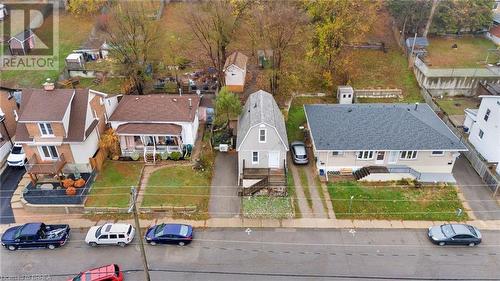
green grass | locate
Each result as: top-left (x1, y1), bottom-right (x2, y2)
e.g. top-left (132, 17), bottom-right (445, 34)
top-left (85, 162), bottom-right (144, 208)
top-left (242, 196), bottom-right (294, 219)
top-left (0, 13), bottom-right (95, 88)
top-left (286, 96), bottom-right (336, 142)
top-left (314, 175), bottom-right (329, 217)
top-left (78, 77), bottom-right (126, 95)
top-left (328, 181), bottom-right (468, 221)
top-left (142, 166), bottom-right (211, 217)
top-left (435, 97), bottom-right (480, 116)
top-left (350, 49), bottom-right (423, 103)
top-left (287, 172), bottom-right (301, 218)
top-left (298, 168), bottom-right (313, 209)
top-left (426, 37), bottom-right (497, 68)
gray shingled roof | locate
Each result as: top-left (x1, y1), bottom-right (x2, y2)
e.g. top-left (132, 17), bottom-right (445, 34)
top-left (304, 103), bottom-right (466, 151)
top-left (236, 90), bottom-right (288, 150)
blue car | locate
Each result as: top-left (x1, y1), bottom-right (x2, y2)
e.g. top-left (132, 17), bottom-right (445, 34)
top-left (145, 224), bottom-right (193, 246)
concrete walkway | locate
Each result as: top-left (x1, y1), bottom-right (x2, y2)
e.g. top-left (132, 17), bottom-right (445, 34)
top-left (208, 152), bottom-right (241, 218)
top-left (453, 155), bottom-right (500, 220)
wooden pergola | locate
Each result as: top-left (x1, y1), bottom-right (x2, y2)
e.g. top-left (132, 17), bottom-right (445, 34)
top-left (25, 154), bottom-right (67, 185)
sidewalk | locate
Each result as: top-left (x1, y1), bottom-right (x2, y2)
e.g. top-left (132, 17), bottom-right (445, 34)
top-left (3, 217), bottom-right (500, 233)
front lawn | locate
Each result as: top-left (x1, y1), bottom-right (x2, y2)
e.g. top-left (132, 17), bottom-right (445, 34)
top-left (85, 162), bottom-right (144, 208)
top-left (435, 97), bottom-right (480, 116)
top-left (328, 181), bottom-right (467, 221)
top-left (142, 166), bottom-right (211, 217)
top-left (242, 196), bottom-right (294, 219)
top-left (426, 37), bottom-right (497, 68)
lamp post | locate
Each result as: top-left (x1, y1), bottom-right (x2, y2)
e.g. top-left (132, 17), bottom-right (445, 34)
top-left (0, 114), bottom-right (13, 147)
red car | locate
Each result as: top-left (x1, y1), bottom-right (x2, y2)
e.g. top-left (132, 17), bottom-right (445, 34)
top-left (69, 264), bottom-right (123, 281)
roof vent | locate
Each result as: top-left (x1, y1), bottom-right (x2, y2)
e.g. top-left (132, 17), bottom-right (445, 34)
top-left (173, 98), bottom-right (177, 102)
top-left (43, 78), bottom-right (55, 91)
top-left (253, 103), bottom-right (257, 108)
top-left (135, 97), bottom-right (139, 101)
top-left (188, 98), bottom-right (192, 109)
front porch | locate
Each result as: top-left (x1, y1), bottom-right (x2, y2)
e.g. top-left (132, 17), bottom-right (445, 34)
top-left (25, 153), bottom-right (67, 185)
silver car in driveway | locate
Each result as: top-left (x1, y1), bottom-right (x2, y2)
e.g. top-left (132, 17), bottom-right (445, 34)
top-left (290, 141), bottom-right (308, 165)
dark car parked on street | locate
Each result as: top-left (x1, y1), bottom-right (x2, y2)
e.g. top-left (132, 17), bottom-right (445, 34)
top-left (428, 224), bottom-right (482, 246)
top-left (290, 141), bottom-right (308, 165)
top-left (1, 222), bottom-right (70, 251)
top-left (145, 223), bottom-right (193, 246)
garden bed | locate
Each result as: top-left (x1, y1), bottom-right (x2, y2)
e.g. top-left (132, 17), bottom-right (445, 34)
top-left (23, 173), bottom-right (95, 205)
top-left (242, 196), bottom-right (294, 219)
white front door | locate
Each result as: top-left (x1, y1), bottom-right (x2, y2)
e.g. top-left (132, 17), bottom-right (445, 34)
top-left (268, 151), bottom-right (280, 168)
top-left (388, 151), bottom-right (398, 164)
top-left (375, 151), bottom-right (385, 164)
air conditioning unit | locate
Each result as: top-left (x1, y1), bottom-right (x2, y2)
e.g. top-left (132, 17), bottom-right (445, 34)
top-left (219, 144), bottom-right (229, 152)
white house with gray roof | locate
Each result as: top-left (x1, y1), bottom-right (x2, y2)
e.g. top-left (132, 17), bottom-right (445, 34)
top-left (304, 103), bottom-right (467, 183)
top-left (236, 90), bottom-right (288, 194)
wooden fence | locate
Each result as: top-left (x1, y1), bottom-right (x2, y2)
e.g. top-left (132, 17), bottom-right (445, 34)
top-left (89, 148), bottom-right (108, 172)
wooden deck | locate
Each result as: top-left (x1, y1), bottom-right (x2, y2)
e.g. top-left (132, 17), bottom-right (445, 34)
top-left (25, 154), bottom-right (67, 175)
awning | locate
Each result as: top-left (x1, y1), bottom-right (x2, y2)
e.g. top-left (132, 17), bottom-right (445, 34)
top-left (115, 123), bottom-right (182, 136)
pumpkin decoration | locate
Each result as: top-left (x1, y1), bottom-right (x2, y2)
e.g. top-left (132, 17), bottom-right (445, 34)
top-left (62, 178), bottom-right (74, 189)
top-left (66, 186), bottom-right (77, 196)
top-left (74, 178), bottom-right (86, 188)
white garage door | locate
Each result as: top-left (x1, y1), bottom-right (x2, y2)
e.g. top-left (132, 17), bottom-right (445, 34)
top-left (268, 151), bottom-right (280, 168)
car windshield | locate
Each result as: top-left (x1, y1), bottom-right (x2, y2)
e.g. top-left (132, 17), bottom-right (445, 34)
top-left (154, 224), bottom-right (166, 237)
top-left (293, 145), bottom-right (306, 156)
top-left (11, 146), bottom-right (22, 154)
top-left (466, 225), bottom-right (477, 237)
top-left (72, 273), bottom-right (83, 281)
top-left (95, 226), bottom-right (103, 238)
top-left (179, 225), bottom-right (189, 236)
top-left (14, 225), bottom-right (25, 239)
top-left (441, 225), bottom-right (455, 238)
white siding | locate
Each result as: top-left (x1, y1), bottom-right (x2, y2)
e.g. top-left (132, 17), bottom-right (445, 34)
top-left (70, 128), bottom-right (99, 164)
top-left (225, 65), bottom-right (245, 87)
top-left (61, 101), bottom-right (72, 137)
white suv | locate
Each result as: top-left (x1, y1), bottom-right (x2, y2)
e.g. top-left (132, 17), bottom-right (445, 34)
top-left (85, 223), bottom-right (135, 247)
top-left (7, 144), bottom-right (27, 167)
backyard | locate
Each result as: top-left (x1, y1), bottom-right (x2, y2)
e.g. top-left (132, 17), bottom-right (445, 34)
top-left (142, 165), bottom-right (211, 219)
top-left (85, 162), bottom-right (144, 208)
top-left (328, 181), bottom-right (468, 221)
top-left (78, 77), bottom-right (126, 94)
top-left (425, 37), bottom-right (497, 68)
top-left (435, 97), bottom-right (480, 116)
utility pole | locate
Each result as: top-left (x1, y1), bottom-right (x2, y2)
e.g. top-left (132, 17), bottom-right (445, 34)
top-left (129, 187), bottom-right (151, 281)
top-left (423, 0), bottom-right (439, 38)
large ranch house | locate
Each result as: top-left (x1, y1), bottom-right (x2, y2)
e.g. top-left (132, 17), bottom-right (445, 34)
top-left (109, 94), bottom-right (200, 162)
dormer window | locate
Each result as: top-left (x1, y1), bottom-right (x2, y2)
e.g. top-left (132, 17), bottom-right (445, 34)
top-left (39, 123), bottom-right (53, 136)
top-left (259, 128), bottom-right (266, 143)
top-left (484, 108), bottom-right (490, 122)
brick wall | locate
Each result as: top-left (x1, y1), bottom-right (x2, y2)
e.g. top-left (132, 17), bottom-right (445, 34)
top-left (25, 122), bottom-right (65, 140)
top-left (0, 90), bottom-right (18, 144)
top-left (22, 144), bottom-right (75, 163)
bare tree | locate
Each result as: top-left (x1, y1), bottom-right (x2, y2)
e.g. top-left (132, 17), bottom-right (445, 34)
top-left (423, 0), bottom-right (440, 37)
top-left (105, 2), bottom-right (160, 95)
top-left (186, 0), bottom-right (251, 85)
top-left (253, 1), bottom-right (308, 95)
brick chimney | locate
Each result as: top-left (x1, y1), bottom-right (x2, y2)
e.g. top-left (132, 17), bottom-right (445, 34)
top-left (43, 78), bottom-right (55, 91)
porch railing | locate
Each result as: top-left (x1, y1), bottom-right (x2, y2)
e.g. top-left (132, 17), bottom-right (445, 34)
top-left (25, 154), bottom-right (67, 174)
top-left (387, 166), bottom-right (421, 180)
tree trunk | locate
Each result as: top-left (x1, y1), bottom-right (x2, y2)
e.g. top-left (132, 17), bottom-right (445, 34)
top-left (423, 0), bottom-right (439, 38)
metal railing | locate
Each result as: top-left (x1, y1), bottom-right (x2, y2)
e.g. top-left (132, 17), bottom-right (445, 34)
top-left (387, 166), bottom-right (422, 180)
top-left (25, 154), bottom-right (66, 174)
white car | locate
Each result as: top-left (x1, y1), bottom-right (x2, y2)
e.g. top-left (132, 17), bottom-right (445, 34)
top-left (7, 144), bottom-right (27, 167)
top-left (85, 223), bottom-right (135, 247)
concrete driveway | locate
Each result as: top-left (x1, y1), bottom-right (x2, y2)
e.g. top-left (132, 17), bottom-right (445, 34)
top-left (453, 155), bottom-right (500, 220)
top-left (0, 166), bottom-right (26, 224)
top-left (209, 152), bottom-right (240, 218)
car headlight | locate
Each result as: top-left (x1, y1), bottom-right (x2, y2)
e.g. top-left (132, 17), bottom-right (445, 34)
top-left (146, 237), bottom-right (151, 240)
top-left (431, 236), bottom-right (439, 241)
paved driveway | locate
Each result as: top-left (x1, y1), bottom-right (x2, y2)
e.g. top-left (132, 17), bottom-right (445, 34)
top-left (0, 166), bottom-right (25, 224)
top-left (452, 155), bottom-right (500, 220)
top-left (209, 152), bottom-right (240, 218)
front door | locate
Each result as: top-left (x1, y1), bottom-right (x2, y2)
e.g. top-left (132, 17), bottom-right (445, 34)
top-left (375, 151), bottom-right (385, 164)
top-left (388, 151), bottom-right (398, 164)
top-left (268, 151), bottom-right (280, 168)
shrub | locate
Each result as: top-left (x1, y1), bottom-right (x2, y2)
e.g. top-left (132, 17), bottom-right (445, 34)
top-left (130, 151), bottom-right (140, 161)
top-left (66, 186), bottom-right (77, 196)
top-left (161, 151), bottom-right (169, 160)
top-left (62, 178), bottom-right (74, 189)
top-left (74, 178), bottom-right (86, 188)
top-left (169, 151), bottom-right (182, 161)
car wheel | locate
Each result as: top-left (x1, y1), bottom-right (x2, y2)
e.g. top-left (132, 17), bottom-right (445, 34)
top-left (118, 242), bottom-right (126, 247)
top-left (468, 242), bottom-right (476, 247)
top-left (89, 242), bottom-right (98, 247)
top-left (7, 245), bottom-right (17, 251)
top-left (47, 244), bottom-right (56, 250)
top-left (438, 242), bottom-right (446, 246)
top-left (178, 241), bottom-right (186, 246)
top-left (149, 241), bottom-right (157, 246)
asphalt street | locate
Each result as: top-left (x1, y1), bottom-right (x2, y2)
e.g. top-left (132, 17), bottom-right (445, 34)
top-left (0, 166), bottom-right (25, 224)
top-left (1, 228), bottom-right (500, 280)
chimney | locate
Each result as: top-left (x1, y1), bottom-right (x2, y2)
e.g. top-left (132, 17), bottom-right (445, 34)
top-left (414, 102), bottom-right (419, 110)
top-left (188, 98), bottom-right (192, 109)
top-left (43, 78), bottom-right (55, 91)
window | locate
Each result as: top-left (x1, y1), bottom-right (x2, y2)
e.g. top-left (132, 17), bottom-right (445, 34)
top-left (400, 151), bottom-right (417, 160)
top-left (479, 129), bottom-right (484, 139)
top-left (332, 151), bottom-right (343, 156)
top-left (343, 94), bottom-right (346, 98)
top-left (127, 226), bottom-right (133, 235)
top-left (252, 152), bottom-right (259, 164)
top-left (484, 109), bottom-right (491, 122)
top-left (99, 235), bottom-right (109, 240)
top-left (431, 151), bottom-right (444, 156)
top-left (109, 234), bottom-right (117, 239)
top-left (13, 110), bottom-right (18, 121)
top-left (118, 234), bottom-right (125, 239)
top-left (39, 146), bottom-right (59, 160)
top-left (357, 151), bottom-right (374, 160)
top-left (38, 123), bottom-right (53, 136)
top-left (259, 129), bottom-right (266, 143)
